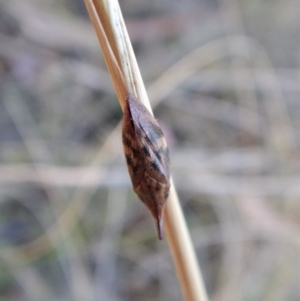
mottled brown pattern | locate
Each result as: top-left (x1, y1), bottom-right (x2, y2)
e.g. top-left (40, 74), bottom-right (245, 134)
top-left (122, 93), bottom-right (170, 239)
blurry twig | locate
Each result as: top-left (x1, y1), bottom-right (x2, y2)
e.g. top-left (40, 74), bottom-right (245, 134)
top-left (147, 36), bottom-right (297, 152)
top-left (2, 85), bottom-right (93, 300)
top-left (0, 164), bottom-right (300, 198)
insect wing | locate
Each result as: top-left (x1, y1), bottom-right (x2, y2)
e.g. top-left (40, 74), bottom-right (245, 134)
top-left (127, 95), bottom-right (170, 183)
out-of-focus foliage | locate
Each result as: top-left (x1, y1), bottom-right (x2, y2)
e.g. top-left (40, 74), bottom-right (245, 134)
top-left (0, 0), bottom-right (299, 300)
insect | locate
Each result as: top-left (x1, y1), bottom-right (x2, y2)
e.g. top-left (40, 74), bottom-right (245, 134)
top-left (122, 93), bottom-right (170, 240)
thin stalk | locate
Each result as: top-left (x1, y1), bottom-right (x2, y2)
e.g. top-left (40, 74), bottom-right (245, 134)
top-left (83, 1), bottom-right (209, 300)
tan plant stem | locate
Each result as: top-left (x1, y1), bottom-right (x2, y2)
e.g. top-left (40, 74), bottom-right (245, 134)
top-left (84, 0), bottom-right (126, 109)
top-left (83, 0), bottom-right (209, 300)
top-left (165, 180), bottom-right (209, 301)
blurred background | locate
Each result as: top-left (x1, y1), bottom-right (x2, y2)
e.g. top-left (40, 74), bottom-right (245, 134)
top-left (0, 0), bottom-right (299, 300)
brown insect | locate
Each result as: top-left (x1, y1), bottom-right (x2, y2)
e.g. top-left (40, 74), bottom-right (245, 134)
top-left (122, 93), bottom-right (170, 240)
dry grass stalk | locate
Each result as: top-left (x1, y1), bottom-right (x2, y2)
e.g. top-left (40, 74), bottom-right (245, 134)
top-left (83, 0), bottom-right (209, 300)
